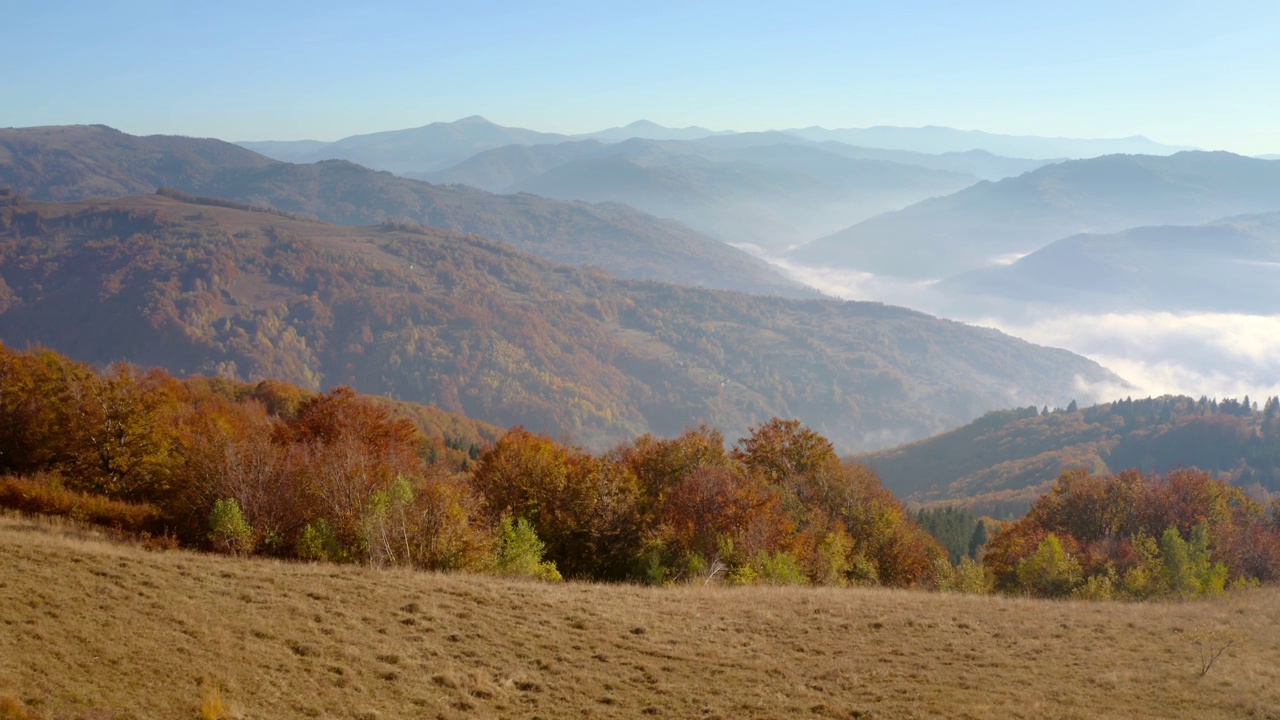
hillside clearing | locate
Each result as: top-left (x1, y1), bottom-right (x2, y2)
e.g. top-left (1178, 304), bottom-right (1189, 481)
top-left (2, 514), bottom-right (1277, 720)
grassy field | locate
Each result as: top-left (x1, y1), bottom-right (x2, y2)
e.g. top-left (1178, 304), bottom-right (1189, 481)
top-left (2, 514), bottom-right (1278, 720)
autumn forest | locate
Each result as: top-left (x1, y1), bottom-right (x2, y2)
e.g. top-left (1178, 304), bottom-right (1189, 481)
top-left (3, 342), bottom-right (1278, 604)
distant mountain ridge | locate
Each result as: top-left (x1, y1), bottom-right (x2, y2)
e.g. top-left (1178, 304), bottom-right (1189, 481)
top-left (238, 116), bottom-right (570, 173)
top-left (236, 117), bottom-right (1192, 174)
top-left (421, 136), bottom-right (978, 250)
top-left (0, 124), bottom-right (810, 298)
top-left (783, 125), bottom-right (1194, 159)
top-left (575, 119), bottom-right (733, 143)
top-left (790, 151), bottom-right (1280, 278)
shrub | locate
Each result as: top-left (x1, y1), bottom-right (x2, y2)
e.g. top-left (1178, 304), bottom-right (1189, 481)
top-left (0, 472), bottom-right (164, 534)
top-left (209, 498), bottom-right (254, 555)
top-left (929, 555), bottom-right (957, 592)
top-left (363, 476), bottom-right (415, 567)
top-left (752, 551), bottom-right (808, 586)
top-left (199, 683), bottom-right (226, 720)
top-left (1161, 523), bottom-right (1228, 599)
top-left (493, 518), bottom-right (562, 581)
top-left (1120, 532), bottom-right (1164, 599)
top-left (1073, 573), bottom-right (1116, 600)
top-left (931, 556), bottom-right (992, 595)
top-left (953, 556), bottom-right (993, 595)
top-left (812, 530), bottom-right (852, 587)
top-left (1015, 534), bottom-right (1082, 597)
top-left (0, 695), bottom-right (40, 720)
top-left (296, 518), bottom-right (343, 562)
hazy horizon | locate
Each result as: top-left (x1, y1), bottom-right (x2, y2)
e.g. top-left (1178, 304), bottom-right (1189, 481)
top-left (7, 1), bottom-right (1280, 155)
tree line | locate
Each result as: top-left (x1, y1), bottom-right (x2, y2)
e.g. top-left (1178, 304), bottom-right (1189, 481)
top-left (0, 343), bottom-right (943, 586)
top-left (3, 342), bottom-right (1278, 597)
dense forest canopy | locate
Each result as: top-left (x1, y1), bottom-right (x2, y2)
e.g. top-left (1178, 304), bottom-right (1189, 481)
top-left (0, 192), bottom-right (1115, 452)
top-left (4, 343), bottom-right (1278, 599)
top-left (984, 467), bottom-right (1280, 599)
top-left (861, 394), bottom-right (1280, 516)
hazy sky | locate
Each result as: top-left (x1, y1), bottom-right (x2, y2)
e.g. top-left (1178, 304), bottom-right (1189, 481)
top-left (6, 0), bottom-right (1279, 153)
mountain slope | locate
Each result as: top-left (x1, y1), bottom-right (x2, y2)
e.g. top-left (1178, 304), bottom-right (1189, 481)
top-left (437, 138), bottom-right (976, 250)
top-left (0, 124), bottom-right (275, 199)
top-left (791, 151), bottom-right (1280, 278)
top-left (858, 396), bottom-right (1279, 516)
top-left (0, 125), bottom-right (808, 297)
top-left (0, 193), bottom-right (1120, 452)
top-left (937, 212), bottom-right (1280, 314)
top-left (238, 115), bottom-right (569, 173)
top-left (411, 140), bottom-right (607, 192)
top-left (812, 143), bottom-right (1054, 181)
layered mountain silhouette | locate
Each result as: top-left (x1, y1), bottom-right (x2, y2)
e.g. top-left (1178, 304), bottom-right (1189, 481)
top-left (237, 116), bottom-right (1189, 174)
top-left (421, 137), bottom-right (977, 251)
top-left (0, 125), bottom-right (808, 297)
top-left (783, 125), bottom-right (1194, 159)
top-left (790, 151), bottom-right (1280, 278)
top-left (238, 115), bottom-right (569, 174)
top-left (937, 212), bottom-right (1280, 314)
top-left (0, 193), bottom-right (1119, 451)
top-left (575, 119), bottom-right (732, 143)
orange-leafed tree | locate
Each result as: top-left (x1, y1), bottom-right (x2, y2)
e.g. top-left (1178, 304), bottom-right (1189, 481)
top-left (274, 387), bottom-right (425, 554)
top-left (472, 428), bottom-right (642, 579)
top-left (616, 425), bottom-right (732, 519)
top-left (986, 467), bottom-right (1276, 596)
top-left (656, 464), bottom-right (793, 572)
top-left (733, 418), bottom-right (943, 586)
top-left (55, 363), bottom-right (185, 503)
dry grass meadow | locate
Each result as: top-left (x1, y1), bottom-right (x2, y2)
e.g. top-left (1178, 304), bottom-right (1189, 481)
top-left (2, 513), bottom-right (1278, 720)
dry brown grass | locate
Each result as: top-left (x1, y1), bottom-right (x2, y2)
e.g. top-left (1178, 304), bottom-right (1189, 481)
top-left (2, 512), bottom-right (1278, 720)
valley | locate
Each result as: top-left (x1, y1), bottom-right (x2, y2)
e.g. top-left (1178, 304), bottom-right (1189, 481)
top-left (6, 7), bottom-right (1280, 716)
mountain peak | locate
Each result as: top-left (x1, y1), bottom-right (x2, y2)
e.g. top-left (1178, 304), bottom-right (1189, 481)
top-left (452, 115), bottom-right (495, 126)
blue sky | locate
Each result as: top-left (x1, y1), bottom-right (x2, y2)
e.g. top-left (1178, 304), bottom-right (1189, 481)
top-left (5, 0), bottom-right (1279, 153)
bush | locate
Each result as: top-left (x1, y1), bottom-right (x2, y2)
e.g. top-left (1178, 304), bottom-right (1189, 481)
top-left (209, 498), bottom-right (254, 555)
top-left (1015, 534), bottom-right (1082, 597)
top-left (296, 518), bottom-right (344, 562)
top-left (1073, 573), bottom-right (1116, 600)
top-left (0, 695), bottom-right (39, 720)
top-left (953, 556), bottom-right (993, 594)
top-left (493, 518), bottom-right (562, 581)
top-left (931, 556), bottom-right (993, 595)
top-left (0, 473), bottom-right (164, 534)
top-left (753, 551), bottom-right (808, 586)
top-left (1160, 523), bottom-right (1227, 599)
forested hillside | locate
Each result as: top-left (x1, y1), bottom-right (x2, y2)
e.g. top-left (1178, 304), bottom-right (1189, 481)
top-left (0, 125), bottom-right (809, 297)
top-left (0, 192), bottom-right (1117, 451)
top-left (861, 395), bottom-right (1280, 515)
